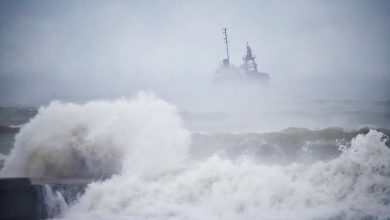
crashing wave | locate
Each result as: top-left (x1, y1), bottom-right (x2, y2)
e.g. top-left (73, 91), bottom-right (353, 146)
top-left (1, 93), bottom-right (389, 219)
top-left (63, 130), bottom-right (390, 220)
top-left (0, 92), bottom-right (189, 178)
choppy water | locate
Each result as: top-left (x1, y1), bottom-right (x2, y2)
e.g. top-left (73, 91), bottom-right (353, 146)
top-left (0, 93), bottom-right (389, 219)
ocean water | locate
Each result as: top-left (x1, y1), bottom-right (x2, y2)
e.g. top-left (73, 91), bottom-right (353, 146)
top-left (0, 93), bottom-right (389, 220)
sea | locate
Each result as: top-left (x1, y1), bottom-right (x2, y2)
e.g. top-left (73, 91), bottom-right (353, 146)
top-left (0, 92), bottom-right (389, 220)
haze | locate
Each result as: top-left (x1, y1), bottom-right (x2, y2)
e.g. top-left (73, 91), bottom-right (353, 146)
top-left (0, 0), bottom-right (389, 108)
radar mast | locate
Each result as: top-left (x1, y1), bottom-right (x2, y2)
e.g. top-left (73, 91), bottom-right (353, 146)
top-left (222, 28), bottom-right (230, 66)
top-left (243, 42), bottom-right (258, 72)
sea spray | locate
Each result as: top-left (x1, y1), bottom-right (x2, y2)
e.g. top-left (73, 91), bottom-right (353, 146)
top-left (1, 93), bottom-right (389, 219)
top-left (59, 130), bottom-right (390, 220)
top-left (42, 184), bottom-right (68, 218)
top-left (0, 92), bottom-right (189, 178)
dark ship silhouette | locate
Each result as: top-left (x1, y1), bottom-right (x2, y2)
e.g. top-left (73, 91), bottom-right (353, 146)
top-left (213, 28), bottom-right (270, 85)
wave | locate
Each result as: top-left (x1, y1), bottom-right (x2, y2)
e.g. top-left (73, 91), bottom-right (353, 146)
top-left (62, 130), bottom-right (390, 220)
top-left (0, 124), bottom-right (20, 133)
top-left (1, 93), bottom-right (389, 219)
top-left (182, 110), bottom-right (390, 133)
top-left (0, 92), bottom-right (189, 178)
top-left (190, 127), bottom-right (390, 163)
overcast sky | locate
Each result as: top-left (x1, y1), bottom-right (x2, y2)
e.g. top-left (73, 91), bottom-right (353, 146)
top-left (0, 0), bottom-right (389, 106)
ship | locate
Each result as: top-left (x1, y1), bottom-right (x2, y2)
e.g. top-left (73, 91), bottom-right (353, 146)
top-left (213, 28), bottom-right (270, 85)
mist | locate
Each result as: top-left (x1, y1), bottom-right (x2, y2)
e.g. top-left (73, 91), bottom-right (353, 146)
top-left (2, 2), bottom-right (390, 219)
top-left (0, 0), bottom-right (389, 109)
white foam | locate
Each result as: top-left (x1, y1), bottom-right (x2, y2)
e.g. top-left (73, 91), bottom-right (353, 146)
top-left (0, 92), bottom-right (189, 178)
top-left (2, 93), bottom-right (389, 219)
top-left (60, 130), bottom-right (390, 220)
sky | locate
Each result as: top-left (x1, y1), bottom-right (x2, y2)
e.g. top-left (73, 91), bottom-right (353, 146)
top-left (0, 0), bottom-right (389, 107)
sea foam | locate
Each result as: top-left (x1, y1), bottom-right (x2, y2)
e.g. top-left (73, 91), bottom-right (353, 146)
top-left (0, 92), bottom-right (189, 178)
top-left (1, 93), bottom-right (389, 220)
top-left (62, 130), bottom-right (390, 220)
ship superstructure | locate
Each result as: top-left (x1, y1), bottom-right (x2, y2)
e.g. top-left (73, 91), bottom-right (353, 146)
top-left (213, 28), bottom-right (270, 85)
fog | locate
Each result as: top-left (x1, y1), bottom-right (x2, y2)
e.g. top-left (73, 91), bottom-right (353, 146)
top-left (0, 0), bottom-right (389, 109)
top-left (1, 3), bottom-right (390, 218)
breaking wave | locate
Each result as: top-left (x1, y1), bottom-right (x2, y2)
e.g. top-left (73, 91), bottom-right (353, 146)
top-left (0, 92), bottom-right (189, 178)
top-left (56, 129), bottom-right (390, 220)
top-left (190, 127), bottom-right (390, 163)
top-left (1, 93), bottom-right (389, 219)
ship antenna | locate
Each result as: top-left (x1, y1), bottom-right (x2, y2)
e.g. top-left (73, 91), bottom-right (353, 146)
top-left (223, 28), bottom-right (230, 64)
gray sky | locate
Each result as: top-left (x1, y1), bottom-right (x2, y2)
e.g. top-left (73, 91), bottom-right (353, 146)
top-left (0, 0), bottom-right (389, 106)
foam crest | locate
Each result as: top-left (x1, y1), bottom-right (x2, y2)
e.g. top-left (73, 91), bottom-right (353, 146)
top-left (2, 93), bottom-right (389, 219)
top-left (63, 130), bottom-right (390, 220)
top-left (0, 92), bottom-right (189, 178)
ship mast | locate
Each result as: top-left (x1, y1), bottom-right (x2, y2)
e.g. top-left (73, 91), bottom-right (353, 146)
top-left (244, 42), bottom-right (258, 72)
top-left (222, 28), bottom-right (230, 65)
